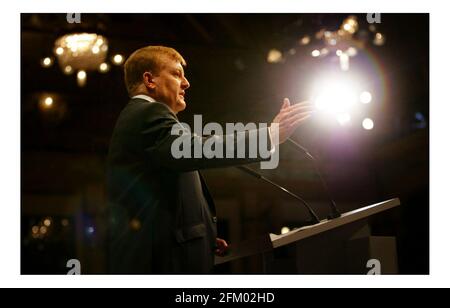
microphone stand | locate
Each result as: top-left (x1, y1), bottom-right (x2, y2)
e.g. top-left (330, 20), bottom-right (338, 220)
top-left (287, 138), bottom-right (341, 220)
top-left (236, 165), bottom-right (321, 225)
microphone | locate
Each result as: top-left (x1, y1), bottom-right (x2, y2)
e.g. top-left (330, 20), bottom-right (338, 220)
top-left (236, 165), bottom-right (321, 225)
top-left (287, 138), bottom-right (341, 220)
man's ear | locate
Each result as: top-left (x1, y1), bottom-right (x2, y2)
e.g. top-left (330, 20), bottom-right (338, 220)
top-left (143, 72), bottom-right (156, 89)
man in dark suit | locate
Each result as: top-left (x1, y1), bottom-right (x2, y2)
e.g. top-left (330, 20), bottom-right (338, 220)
top-left (107, 46), bottom-right (313, 273)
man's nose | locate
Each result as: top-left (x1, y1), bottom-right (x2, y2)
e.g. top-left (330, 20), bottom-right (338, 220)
top-left (182, 76), bottom-right (190, 89)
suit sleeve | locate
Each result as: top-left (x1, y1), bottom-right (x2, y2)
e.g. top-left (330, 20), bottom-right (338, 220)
top-left (141, 102), bottom-right (273, 172)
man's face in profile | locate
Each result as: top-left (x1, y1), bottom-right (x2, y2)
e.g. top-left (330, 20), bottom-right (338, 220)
top-left (152, 57), bottom-right (190, 114)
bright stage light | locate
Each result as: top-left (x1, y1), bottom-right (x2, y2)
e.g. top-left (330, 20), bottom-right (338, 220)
top-left (312, 78), bottom-right (358, 114)
top-left (341, 16), bottom-right (359, 34)
top-left (77, 70), bottom-right (86, 80)
top-left (299, 36), bottom-right (310, 45)
top-left (41, 57), bottom-right (53, 68)
top-left (31, 226), bottom-right (39, 234)
top-left (44, 96), bottom-right (53, 107)
top-left (373, 33), bottom-right (386, 46)
top-left (311, 49), bottom-right (320, 57)
top-left (39, 94), bottom-right (59, 111)
top-left (39, 226), bottom-right (47, 235)
top-left (320, 48), bottom-right (329, 56)
top-left (55, 47), bottom-right (64, 55)
top-left (336, 113), bottom-right (351, 125)
top-left (267, 49), bottom-right (283, 63)
top-left (339, 53), bottom-right (350, 71)
top-left (309, 72), bottom-right (377, 128)
top-left (91, 45), bottom-right (100, 54)
top-left (99, 62), bottom-right (110, 73)
top-left (77, 70), bottom-right (87, 87)
top-left (281, 227), bottom-right (290, 235)
top-left (346, 47), bottom-right (358, 57)
top-left (360, 91), bottom-right (372, 104)
top-left (362, 118), bottom-right (374, 130)
top-left (112, 54), bottom-right (124, 65)
top-left (63, 65), bottom-right (73, 75)
top-left (43, 218), bottom-right (52, 227)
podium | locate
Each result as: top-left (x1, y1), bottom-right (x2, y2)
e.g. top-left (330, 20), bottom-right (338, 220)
top-left (215, 198), bottom-right (401, 274)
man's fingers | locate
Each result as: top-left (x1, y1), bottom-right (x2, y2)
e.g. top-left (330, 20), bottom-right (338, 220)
top-left (284, 110), bottom-right (314, 123)
top-left (295, 100), bottom-right (311, 106)
top-left (279, 106), bottom-right (314, 121)
top-left (281, 98), bottom-right (290, 110)
top-left (273, 100), bottom-right (314, 126)
top-left (274, 100), bottom-right (313, 142)
top-left (289, 114), bottom-right (312, 128)
top-left (281, 102), bottom-right (314, 115)
top-left (276, 111), bottom-right (312, 128)
top-left (281, 113), bottom-right (313, 129)
top-left (286, 100), bottom-right (313, 109)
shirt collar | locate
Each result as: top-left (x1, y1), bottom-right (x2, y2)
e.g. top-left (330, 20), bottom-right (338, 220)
top-left (131, 94), bottom-right (156, 103)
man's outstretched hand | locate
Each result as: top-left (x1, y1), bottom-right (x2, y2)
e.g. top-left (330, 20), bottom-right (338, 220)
top-left (270, 98), bottom-right (314, 144)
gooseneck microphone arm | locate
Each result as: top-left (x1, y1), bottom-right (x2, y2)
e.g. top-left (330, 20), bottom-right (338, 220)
top-left (287, 138), bottom-right (341, 219)
top-left (236, 165), bottom-right (321, 224)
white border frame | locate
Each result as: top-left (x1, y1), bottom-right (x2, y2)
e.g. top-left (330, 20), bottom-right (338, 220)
top-left (3, 0), bottom-right (447, 288)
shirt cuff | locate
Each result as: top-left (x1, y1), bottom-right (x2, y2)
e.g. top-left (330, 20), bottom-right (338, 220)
top-left (268, 125), bottom-right (278, 154)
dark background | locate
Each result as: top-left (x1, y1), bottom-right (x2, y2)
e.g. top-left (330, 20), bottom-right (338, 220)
top-left (21, 13), bottom-right (428, 274)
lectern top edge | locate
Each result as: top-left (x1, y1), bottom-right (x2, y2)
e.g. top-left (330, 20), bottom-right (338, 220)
top-left (270, 198), bottom-right (401, 248)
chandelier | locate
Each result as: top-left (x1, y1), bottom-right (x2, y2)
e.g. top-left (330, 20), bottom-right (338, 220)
top-left (267, 15), bottom-right (386, 71)
top-left (53, 33), bottom-right (110, 86)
